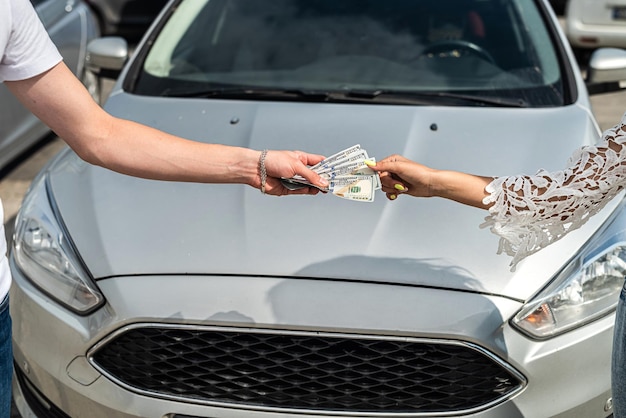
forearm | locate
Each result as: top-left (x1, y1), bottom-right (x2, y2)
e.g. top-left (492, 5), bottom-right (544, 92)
top-left (77, 116), bottom-right (262, 186)
top-left (429, 170), bottom-right (494, 210)
top-left (7, 62), bottom-right (263, 187)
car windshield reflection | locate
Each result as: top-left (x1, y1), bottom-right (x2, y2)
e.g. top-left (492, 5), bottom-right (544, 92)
top-left (130, 0), bottom-right (565, 107)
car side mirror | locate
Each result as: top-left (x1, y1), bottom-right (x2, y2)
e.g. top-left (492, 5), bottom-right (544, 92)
top-left (85, 37), bottom-right (129, 79)
top-left (586, 47), bottom-right (626, 95)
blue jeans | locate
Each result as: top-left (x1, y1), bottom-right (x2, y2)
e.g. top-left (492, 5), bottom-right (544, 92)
top-left (0, 294), bottom-right (11, 418)
top-left (614, 281), bottom-right (626, 418)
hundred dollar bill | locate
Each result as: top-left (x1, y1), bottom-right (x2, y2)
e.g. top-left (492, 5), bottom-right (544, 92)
top-left (279, 144), bottom-right (380, 200)
top-left (327, 175), bottom-right (376, 202)
top-left (320, 158), bottom-right (381, 190)
top-left (281, 149), bottom-right (369, 186)
top-left (314, 151), bottom-right (370, 175)
top-left (309, 144), bottom-right (363, 171)
top-left (281, 164), bottom-right (380, 193)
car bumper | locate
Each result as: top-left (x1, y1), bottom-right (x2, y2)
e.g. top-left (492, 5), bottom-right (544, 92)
top-left (10, 259), bottom-right (615, 418)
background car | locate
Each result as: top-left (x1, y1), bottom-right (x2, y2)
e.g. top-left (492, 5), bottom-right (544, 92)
top-left (83, 0), bottom-right (168, 42)
top-left (0, 0), bottom-right (99, 171)
top-left (9, 0), bottom-right (626, 417)
top-left (566, 0), bottom-right (626, 57)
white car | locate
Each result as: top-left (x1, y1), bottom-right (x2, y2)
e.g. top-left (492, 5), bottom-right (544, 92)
top-left (566, 0), bottom-right (626, 53)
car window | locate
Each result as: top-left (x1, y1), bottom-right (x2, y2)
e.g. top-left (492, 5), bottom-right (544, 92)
top-left (30, 0), bottom-right (49, 7)
top-left (131, 0), bottom-right (566, 107)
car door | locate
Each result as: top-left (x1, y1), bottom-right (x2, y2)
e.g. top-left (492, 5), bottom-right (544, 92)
top-left (578, 0), bottom-right (626, 25)
top-left (0, 0), bottom-right (90, 169)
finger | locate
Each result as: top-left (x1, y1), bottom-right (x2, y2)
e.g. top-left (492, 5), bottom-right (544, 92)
top-left (377, 154), bottom-right (409, 164)
top-left (380, 174), bottom-right (407, 192)
top-left (365, 159), bottom-right (397, 173)
top-left (393, 183), bottom-right (408, 192)
top-left (379, 173), bottom-right (395, 186)
top-left (293, 165), bottom-right (329, 189)
top-left (382, 185), bottom-right (408, 195)
top-left (364, 159), bottom-right (378, 169)
top-left (295, 151), bottom-right (326, 167)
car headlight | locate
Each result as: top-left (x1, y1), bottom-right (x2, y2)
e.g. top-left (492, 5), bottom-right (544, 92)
top-left (12, 173), bottom-right (104, 314)
top-left (512, 201), bottom-right (626, 339)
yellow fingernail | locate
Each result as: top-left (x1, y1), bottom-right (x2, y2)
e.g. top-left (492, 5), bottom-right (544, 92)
top-left (364, 160), bottom-right (375, 167)
top-left (390, 194), bottom-right (397, 200)
top-left (394, 184), bottom-right (406, 191)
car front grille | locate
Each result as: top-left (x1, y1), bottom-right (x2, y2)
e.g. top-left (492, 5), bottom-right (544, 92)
top-left (89, 325), bottom-right (525, 415)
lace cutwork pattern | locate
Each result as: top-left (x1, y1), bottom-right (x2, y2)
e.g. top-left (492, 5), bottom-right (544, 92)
top-left (482, 115), bottom-right (626, 269)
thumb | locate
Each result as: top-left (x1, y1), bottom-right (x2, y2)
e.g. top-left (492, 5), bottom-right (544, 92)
top-left (295, 165), bottom-right (329, 189)
top-left (365, 159), bottom-right (393, 172)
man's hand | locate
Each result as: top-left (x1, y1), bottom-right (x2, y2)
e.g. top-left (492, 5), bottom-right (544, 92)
top-left (262, 150), bottom-right (328, 196)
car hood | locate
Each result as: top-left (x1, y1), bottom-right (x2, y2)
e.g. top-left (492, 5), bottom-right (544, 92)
top-left (47, 94), bottom-right (614, 300)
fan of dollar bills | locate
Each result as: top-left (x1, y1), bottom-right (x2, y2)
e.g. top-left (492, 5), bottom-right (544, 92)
top-left (280, 144), bottom-right (381, 202)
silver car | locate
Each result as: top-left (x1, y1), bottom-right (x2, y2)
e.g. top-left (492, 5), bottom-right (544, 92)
top-left (9, 0), bottom-right (626, 417)
top-left (0, 0), bottom-right (99, 170)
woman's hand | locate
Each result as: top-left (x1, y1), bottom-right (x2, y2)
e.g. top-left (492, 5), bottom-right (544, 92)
top-left (366, 154), bottom-right (435, 200)
top-left (367, 155), bottom-right (493, 208)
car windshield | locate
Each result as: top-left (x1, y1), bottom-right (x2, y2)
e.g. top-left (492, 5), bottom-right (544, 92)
top-left (130, 0), bottom-right (566, 107)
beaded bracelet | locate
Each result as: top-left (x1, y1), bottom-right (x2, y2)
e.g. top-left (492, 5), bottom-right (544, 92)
top-left (258, 149), bottom-right (268, 194)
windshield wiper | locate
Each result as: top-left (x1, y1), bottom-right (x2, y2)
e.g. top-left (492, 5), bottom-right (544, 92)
top-left (162, 86), bottom-right (454, 105)
top-left (355, 90), bottom-right (528, 108)
top-left (162, 86), bottom-right (528, 107)
top-left (161, 86), bottom-right (331, 101)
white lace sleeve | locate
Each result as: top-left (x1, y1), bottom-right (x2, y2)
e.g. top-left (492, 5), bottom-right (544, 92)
top-left (482, 115), bottom-right (626, 269)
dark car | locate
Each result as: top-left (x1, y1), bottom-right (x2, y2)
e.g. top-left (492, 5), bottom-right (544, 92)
top-left (549, 0), bottom-right (567, 15)
top-left (83, 0), bottom-right (168, 41)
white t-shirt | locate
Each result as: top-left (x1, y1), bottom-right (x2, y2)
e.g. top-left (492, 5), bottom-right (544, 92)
top-left (0, 0), bottom-right (63, 298)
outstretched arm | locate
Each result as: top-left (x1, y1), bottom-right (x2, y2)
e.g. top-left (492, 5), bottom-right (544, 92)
top-left (367, 122), bottom-right (626, 268)
top-left (366, 155), bottom-right (493, 209)
top-left (6, 62), bottom-right (328, 196)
